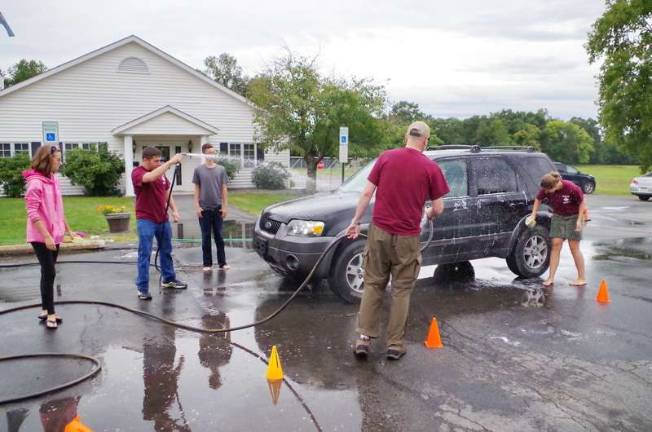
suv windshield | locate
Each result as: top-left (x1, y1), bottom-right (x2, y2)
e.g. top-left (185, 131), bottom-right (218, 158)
top-left (338, 159), bottom-right (377, 193)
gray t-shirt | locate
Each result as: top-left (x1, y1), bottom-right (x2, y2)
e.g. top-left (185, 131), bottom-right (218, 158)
top-left (192, 164), bottom-right (228, 209)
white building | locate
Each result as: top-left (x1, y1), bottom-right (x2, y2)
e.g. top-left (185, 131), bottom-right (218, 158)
top-left (0, 35), bottom-right (288, 195)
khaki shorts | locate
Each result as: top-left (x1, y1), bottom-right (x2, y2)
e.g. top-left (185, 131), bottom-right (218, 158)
top-left (550, 214), bottom-right (582, 240)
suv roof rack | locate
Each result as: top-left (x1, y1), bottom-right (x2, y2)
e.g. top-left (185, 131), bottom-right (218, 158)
top-left (430, 145), bottom-right (535, 153)
top-left (433, 145), bottom-right (482, 153)
top-left (484, 146), bottom-right (536, 152)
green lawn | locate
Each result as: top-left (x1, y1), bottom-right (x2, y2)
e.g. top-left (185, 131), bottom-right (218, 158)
top-left (0, 191), bottom-right (299, 246)
top-left (577, 165), bottom-right (641, 196)
top-left (228, 191), bottom-right (299, 215)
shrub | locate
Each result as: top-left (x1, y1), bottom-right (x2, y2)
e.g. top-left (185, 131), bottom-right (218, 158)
top-left (0, 154), bottom-right (30, 197)
top-left (61, 148), bottom-right (124, 196)
top-left (252, 162), bottom-right (290, 189)
top-left (216, 157), bottom-right (240, 180)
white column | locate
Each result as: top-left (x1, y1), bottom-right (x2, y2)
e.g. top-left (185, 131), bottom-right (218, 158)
top-left (124, 135), bottom-right (134, 197)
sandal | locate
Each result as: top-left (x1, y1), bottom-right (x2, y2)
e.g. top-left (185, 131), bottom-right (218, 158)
top-left (46, 318), bottom-right (58, 329)
top-left (38, 313), bottom-right (62, 323)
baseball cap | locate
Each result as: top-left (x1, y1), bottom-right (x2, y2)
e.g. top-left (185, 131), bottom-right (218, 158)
top-left (406, 121), bottom-right (430, 138)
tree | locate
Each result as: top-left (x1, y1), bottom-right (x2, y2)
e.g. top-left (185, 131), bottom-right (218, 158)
top-left (512, 124), bottom-right (542, 149)
top-left (474, 118), bottom-right (511, 146)
top-left (3, 59), bottom-right (47, 87)
top-left (388, 101), bottom-right (426, 123)
top-left (541, 120), bottom-right (595, 164)
top-left (203, 53), bottom-right (249, 96)
top-left (586, 0), bottom-right (652, 171)
top-left (247, 53), bottom-right (386, 191)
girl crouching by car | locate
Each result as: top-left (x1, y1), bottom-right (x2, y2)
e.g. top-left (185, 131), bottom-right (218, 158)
top-left (530, 171), bottom-right (587, 287)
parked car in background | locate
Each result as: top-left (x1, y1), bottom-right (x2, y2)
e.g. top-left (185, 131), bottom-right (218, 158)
top-left (553, 162), bottom-right (596, 194)
top-left (630, 173), bottom-right (652, 201)
top-left (255, 146), bottom-right (556, 303)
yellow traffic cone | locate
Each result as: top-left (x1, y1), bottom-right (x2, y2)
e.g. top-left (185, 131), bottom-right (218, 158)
top-left (266, 345), bottom-right (284, 381)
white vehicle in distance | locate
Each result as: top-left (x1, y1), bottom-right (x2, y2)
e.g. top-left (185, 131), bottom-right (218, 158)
top-left (630, 172), bottom-right (652, 201)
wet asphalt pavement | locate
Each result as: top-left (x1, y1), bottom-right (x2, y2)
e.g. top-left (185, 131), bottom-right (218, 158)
top-left (1, 195), bottom-right (651, 431)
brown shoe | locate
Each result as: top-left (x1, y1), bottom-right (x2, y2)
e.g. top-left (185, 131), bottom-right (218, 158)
top-left (386, 345), bottom-right (406, 360)
top-left (353, 337), bottom-right (370, 359)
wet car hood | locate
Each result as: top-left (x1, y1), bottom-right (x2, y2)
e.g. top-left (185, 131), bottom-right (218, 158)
top-left (262, 191), bottom-right (367, 235)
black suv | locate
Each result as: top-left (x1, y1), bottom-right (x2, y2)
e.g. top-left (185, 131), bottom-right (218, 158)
top-left (254, 146), bottom-right (555, 303)
top-left (553, 162), bottom-right (596, 194)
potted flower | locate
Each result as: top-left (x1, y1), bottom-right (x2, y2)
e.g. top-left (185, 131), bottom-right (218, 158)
top-left (96, 204), bottom-right (130, 233)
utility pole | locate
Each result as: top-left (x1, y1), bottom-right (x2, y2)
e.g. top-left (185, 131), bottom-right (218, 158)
top-left (0, 12), bottom-right (15, 37)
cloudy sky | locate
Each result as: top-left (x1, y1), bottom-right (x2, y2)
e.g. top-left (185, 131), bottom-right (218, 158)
top-left (1, 0), bottom-right (605, 119)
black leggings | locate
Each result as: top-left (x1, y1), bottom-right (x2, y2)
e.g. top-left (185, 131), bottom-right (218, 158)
top-left (31, 242), bottom-right (60, 314)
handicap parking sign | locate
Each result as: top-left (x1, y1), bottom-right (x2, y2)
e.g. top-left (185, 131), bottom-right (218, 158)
top-left (42, 121), bottom-right (59, 143)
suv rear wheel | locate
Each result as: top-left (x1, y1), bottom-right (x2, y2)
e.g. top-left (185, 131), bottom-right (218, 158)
top-left (506, 225), bottom-right (550, 278)
top-left (582, 181), bottom-right (595, 194)
top-left (328, 240), bottom-right (366, 303)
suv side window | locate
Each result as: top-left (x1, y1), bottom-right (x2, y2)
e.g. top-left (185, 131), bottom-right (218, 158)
top-left (438, 159), bottom-right (468, 197)
top-left (475, 157), bottom-right (517, 195)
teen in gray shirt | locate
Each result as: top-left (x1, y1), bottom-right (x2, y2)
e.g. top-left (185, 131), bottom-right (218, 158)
top-left (192, 144), bottom-right (230, 271)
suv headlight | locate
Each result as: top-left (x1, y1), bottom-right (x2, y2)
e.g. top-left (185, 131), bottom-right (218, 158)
top-left (286, 220), bottom-right (325, 237)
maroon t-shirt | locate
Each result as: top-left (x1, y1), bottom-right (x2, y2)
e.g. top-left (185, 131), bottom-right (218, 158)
top-left (368, 148), bottom-right (449, 236)
top-left (131, 165), bottom-right (170, 223)
top-left (536, 180), bottom-right (583, 216)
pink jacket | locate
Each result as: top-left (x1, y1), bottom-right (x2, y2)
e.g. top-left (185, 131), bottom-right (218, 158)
top-left (23, 169), bottom-right (66, 244)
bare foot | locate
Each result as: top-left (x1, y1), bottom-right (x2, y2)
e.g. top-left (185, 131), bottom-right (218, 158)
top-left (542, 279), bottom-right (554, 287)
top-left (570, 280), bottom-right (586, 287)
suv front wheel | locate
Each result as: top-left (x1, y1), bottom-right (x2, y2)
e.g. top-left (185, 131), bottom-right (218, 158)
top-left (506, 225), bottom-right (550, 278)
top-left (328, 240), bottom-right (366, 303)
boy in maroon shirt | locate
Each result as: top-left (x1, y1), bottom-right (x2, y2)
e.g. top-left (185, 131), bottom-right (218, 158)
top-left (131, 147), bottom-right (187, 300)
top-left (346, 121), bottom-right (449, 360)
top-left (530, 172), bottom-right (587, 287)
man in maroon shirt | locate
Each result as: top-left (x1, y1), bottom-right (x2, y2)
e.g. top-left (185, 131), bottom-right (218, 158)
top-left (131, 147), bottom-right (187, 300)
top-left (346, 121), bottom-right (449, 360)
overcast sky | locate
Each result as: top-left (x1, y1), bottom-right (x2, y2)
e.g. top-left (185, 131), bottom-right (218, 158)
top-left (0, 0), bottom-right (605, 119)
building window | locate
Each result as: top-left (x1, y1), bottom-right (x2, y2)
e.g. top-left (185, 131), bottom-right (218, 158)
top-left (0, 143), bottom-right (11, 158)
top-left (63, 142), bottom-right (107, 152)
top-left (118, 57), bottom-right (149, 74)
top-left (219, 142), bottom-right (228, 155)
top-left (14, 143), bottom-right (29, 155)
top-left (0, 143), bottom-right (30, 158)
top-left (243, 143), bottom-right (255, 167)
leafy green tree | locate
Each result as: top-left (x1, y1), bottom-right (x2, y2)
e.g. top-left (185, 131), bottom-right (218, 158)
top-left (203, 53), bottom-right (249, 96)
top-left (247, 53), bottom-right (387, 191)
top-left (586, 0), bottom-right (652, 171)
top-left (431, 118), bottom-right (466, 145)
top-left (541, 120), bottom-right (595, 164)
top-left (61, 148), bottom-right (124, 196)
top-left (3, 59), bottom-right (47, 87)
top-left (474, 118), bottom-right (511, 146)
top-left (0, 154), bottom-right (30, 197)
top-left (512, 124), bottom-right (542, 149)
top-left (389, 101), bottom-right (426, 123)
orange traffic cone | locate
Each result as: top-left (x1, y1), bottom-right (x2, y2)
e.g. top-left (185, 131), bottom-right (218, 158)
top-left (64, 416), bottom-right (93, 432)
top-left (596, 279), bottom-right (610, 304)
top-left (424, 316), bottom-right (443, 349)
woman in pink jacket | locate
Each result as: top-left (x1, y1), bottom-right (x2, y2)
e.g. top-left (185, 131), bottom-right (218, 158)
top-left (24, 144), bottom-right (73, 329)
